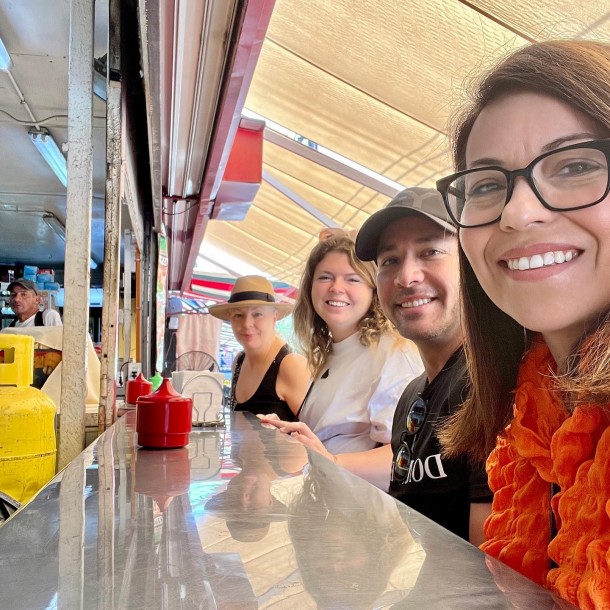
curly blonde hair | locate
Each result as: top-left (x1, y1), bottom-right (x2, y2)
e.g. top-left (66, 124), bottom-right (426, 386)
top-left (293, 232), bottom-right (393, 378)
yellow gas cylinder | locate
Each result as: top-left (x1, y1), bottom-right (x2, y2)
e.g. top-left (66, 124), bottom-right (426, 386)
top-left (0, 334), bottom-right (57, 504)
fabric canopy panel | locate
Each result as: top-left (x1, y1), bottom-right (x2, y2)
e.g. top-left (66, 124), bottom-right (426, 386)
top-left (204, 142), bottom-right (388, 286)
top-left (199, 0), bottom-right (610, 288)
top-left (176, 314), bottom-right (222, 360)
top-left (463, 1), bottom-right (610, 41)
top-left (190, 271), bottom-right (298, 302)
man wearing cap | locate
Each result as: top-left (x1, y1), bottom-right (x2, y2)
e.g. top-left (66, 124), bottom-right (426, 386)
top-left (264, 187), bottom-right (491, 544)
top-left (6, 278), bottom-right (62, 327)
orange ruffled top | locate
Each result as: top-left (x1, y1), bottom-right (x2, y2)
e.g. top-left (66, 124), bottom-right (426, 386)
top-left (481, 340), bottom-right (610, 610)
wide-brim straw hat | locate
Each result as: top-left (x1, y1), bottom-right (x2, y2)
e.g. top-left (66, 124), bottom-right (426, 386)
top-left (207, 275), bottom-right (293, 321)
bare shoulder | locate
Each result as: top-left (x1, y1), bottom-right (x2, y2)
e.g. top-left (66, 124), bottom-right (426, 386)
top-left (276, 351), bottom-right (311, 414)
top-left (280, 352), bottom-right (309, 376)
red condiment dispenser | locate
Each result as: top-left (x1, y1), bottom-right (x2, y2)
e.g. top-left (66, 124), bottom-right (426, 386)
top-left (136, 378), bottom-right (193, 448)
top-left (126, 372), bottom-right (153, 406)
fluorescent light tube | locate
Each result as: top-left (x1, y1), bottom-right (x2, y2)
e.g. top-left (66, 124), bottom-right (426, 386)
top-left (93, 69), bottom-right (107, 101)
top-left (28, 128), bottom-right (68, 187)
top-left (42, 213), bottom-right (66, 240)
top-left (42, 213), bottom-right (99, 269)
top-left (0, 34), bottom-right (12, 71)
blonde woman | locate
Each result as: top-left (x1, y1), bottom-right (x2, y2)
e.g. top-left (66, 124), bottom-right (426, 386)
top-left (290, 230), bottom-right (423, 453)
top-left (209, 275), bottom-right (310, 421)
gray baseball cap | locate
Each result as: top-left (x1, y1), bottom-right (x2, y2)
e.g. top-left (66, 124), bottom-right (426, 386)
top-left (355, 187), bottom-right (456, 261)
top-left (8, 278), bottom-right (38, 294)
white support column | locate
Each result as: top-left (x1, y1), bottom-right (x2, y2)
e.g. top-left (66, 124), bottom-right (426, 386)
top-left (59, 0), bottom-right (95, 469)
top-left (58, 455), bottom-right (86, 609)
top-left (97, 425), bottom-right (116, 606)
top-left (122, 230), bottom-right (133, 367)
top-left (99, 0), bottom-right (122, 433)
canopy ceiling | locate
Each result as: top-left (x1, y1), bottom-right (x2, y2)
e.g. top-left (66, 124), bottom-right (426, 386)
top-left (199, 0), bottom-right (610, 288)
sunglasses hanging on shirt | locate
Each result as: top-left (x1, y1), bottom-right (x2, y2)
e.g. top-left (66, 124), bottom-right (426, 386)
top-left (391, 395), bottom-right (429, 484)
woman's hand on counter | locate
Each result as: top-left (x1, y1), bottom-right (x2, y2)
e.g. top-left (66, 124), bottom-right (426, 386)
top-left (256, 412), bottom-right (281, 429)
top-left (258, 416), bottom-right (337, 463)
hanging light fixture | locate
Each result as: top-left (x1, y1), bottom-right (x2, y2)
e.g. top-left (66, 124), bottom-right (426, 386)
top-left (0, 33), bottom-right (12, 71)
top-left (28, 128), bottom-right (68, 187)
top-left (42, 213), bottom-right (98, 269)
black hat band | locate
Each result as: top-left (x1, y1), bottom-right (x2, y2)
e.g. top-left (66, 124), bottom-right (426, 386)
top-left (228, 291), bottom-right (275, 304)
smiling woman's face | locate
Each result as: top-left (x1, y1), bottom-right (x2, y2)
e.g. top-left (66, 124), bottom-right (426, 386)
top-left (310, 251), bottom-right (373, 342)
top-left (459, 91), bottom-right (610, 362)
top-left (229, 306), bottom-right (277, 352)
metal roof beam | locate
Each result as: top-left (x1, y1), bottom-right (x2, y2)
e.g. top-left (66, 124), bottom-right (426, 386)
top-left (262, 126), bottom-right (403, 199)
top-left (262, 169), bottom-right (339, 228)
top-left (198, 253), bottom-right (241, 278)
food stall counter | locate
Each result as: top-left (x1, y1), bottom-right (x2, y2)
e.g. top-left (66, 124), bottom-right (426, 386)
top-left (0, 410), bottom-right (572, 609)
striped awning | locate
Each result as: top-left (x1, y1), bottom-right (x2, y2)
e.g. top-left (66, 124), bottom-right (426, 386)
top-left (188, 271), bottom-right (298, 304)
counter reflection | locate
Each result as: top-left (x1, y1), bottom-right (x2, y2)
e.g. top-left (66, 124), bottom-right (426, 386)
top-left (0, 411), bottom-right (572, 609)
top-left (289, 452), bottom-right (425, 609)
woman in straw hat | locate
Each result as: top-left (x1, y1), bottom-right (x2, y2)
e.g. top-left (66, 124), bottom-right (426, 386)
top-left (209, 275), bottom-right (310, 421)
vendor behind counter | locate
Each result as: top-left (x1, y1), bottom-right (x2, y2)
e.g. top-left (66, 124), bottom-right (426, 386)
top-left (5, 278), bottom-right (62, 328)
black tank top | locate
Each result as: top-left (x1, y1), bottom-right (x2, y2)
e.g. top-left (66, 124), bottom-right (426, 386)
top-left (230, 344), bottom-right (297, 421)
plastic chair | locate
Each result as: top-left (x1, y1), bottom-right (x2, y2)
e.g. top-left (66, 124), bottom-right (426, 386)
top-left (174, 351), bottom-right (220, 372)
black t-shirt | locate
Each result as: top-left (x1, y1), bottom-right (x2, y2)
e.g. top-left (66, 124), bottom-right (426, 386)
top-left (388, 348), bottom-right (492, 540)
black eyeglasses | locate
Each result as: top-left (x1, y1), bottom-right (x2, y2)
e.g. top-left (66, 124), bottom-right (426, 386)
top-left (436, 139), bottom-right (610, 228)
top-left (391, 395), bottom-right (429, 484)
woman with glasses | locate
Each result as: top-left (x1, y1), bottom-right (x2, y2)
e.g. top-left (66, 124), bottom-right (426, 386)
top-left (437, 40), bottom-right (610, 609)
top-left (290, 229), bottom-right (423, 453)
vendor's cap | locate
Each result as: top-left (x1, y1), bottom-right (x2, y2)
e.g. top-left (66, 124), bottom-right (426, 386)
top-left (208, 275), bottom-right (293, 321)
top-left (355, 187), bottom-right (456, 261)
top-left (7, 278), bottom-right (38, 294)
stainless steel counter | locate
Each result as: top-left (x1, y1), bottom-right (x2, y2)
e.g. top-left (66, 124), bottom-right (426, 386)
top-left (0, 410), bottom-right (570, 609)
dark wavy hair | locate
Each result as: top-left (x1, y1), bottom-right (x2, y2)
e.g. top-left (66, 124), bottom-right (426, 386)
top-left (439, 40), bottom-right (610, 462)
